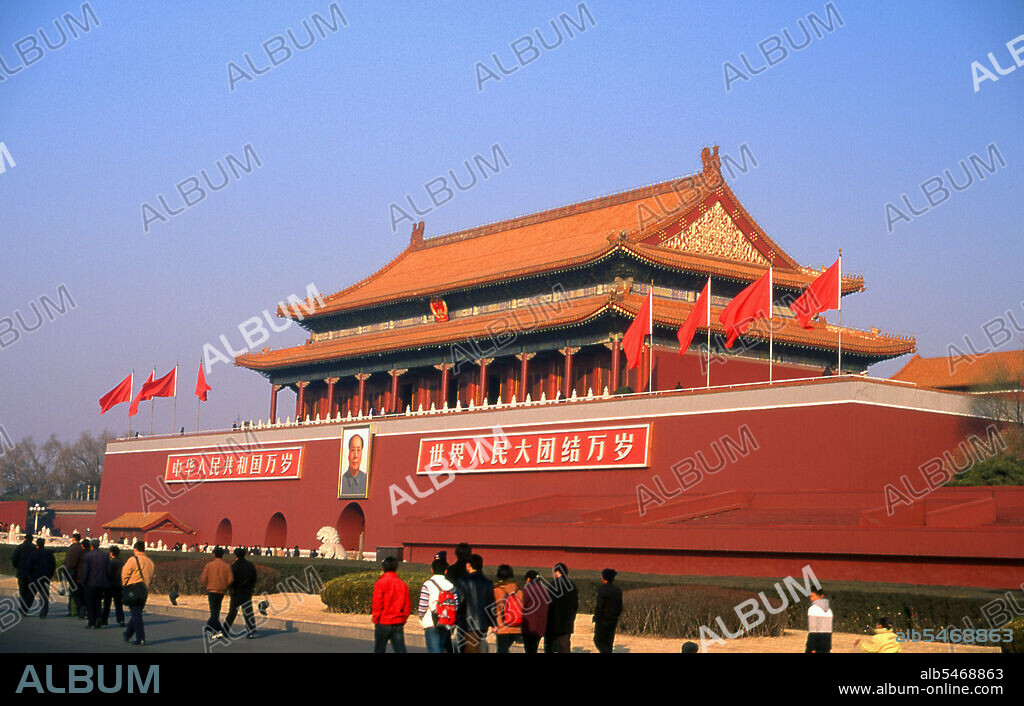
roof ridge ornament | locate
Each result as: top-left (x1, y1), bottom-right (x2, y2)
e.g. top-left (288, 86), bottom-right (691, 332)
top-left (409, 220), bottom-right (425, 249)
top-left (607, 229), bottom-right (628, 245)
top-left (701, 145), bottom-right (722, 181)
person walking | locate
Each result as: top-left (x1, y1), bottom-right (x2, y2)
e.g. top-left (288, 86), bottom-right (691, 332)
top-left (417, 557), bottom-right (457, 653)
top-left (520, 570), bottom-right (550, 654)
top-left (371, 556), bottom-right (411, 653)
top-left (101, 546), bottom-right (125, 627)
top-left (805, 587), bottom-right (833, 653)
top-left (200, 546), bottom-right (233, 639)
top-left (80, 538), bottom-right (110, 629)
top-left (493, 564), bottom-right (523, 654)
top-left (455, 553), bottom-right (494, 654)
top-left (592, 568), bottom-right (623, 653)
top-left (223, 547), bottom-right (258, 639)
top-left (75, 538), bottom-right (91, 620)
top-left (546, 562), bottom-right (578, 653)
top-left (121, 541), bottom-right (154, 646)
top-left (63, 532), bottom-right (84, 618)
top-left (27, 538), bottom-right (55, 618)
top-left (11, 532), bottom-right (35, 614)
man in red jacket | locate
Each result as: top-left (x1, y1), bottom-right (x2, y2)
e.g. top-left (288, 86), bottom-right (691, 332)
top-left (372, 556), bottom-right (411, 653)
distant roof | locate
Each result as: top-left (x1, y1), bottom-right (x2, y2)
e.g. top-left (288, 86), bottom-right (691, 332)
top-left (102, 511), bottom-right (195, 534)
top-left (47, 502), bottom-right (98, 513)
top-left (891, 350), bottom-right (1024, 390)
top-left (278, 147), bottom-right (863, 320)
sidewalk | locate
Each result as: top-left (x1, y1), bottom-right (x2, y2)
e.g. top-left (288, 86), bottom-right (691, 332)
top-left (0, 577), bottom-right (998, 653)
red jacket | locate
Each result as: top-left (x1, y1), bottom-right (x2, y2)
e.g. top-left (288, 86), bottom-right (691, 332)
top-left (372, 571), bottom-right (411, 626)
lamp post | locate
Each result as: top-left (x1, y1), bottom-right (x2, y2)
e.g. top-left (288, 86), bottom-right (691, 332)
top-left (30, 503), bottom-right (46, 534)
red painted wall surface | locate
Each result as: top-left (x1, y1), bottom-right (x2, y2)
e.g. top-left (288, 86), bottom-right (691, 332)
top-left (0, 501), bottom-right (27, 529)
top-left (96, 402), bottom-right (994, 546)
top-left (653, 348), bottom-right (818, 390)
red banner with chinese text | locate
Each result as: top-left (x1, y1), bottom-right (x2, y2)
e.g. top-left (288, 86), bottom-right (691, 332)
top-left (415, 424), bottom-right (650, 474)
top-left (164, 446), bottom-right (304, 483)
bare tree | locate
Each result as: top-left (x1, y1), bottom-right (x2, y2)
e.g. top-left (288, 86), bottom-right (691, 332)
top-left (970, 356), bottom-right (1024, 458)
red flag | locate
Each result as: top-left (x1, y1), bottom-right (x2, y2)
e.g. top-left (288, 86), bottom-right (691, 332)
top-left (129, 371), bottom-right (155, 417)
top-left (790, 257), bottom-right (841, 329)
top-left (98, 373), bottom-right (133, 415)
top-left (718, 269), bottom-right (771, 348)
top-left (195, 365), bottom-right (211, 402)
top-left (678, 278), bottom-right (710, 355)
top-left (142, 366), bottom-right (177, 399)
top-left (623, 290), bottom-right (653, 370)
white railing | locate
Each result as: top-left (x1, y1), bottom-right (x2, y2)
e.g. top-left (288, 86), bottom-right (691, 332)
top-left (115, 373), bottom-right (913, 441)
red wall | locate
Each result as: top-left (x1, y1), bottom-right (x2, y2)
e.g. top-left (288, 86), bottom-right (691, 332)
top-left (0, 501), bottom-right (27, 529)
top-left (653, 348), bottom-right (818, 390)
top-left (97, 400), bottom-right (993, 551)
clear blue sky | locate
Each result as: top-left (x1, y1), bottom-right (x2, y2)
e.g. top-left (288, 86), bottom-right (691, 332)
top-left (1, 0), bottom-right (1021, 442)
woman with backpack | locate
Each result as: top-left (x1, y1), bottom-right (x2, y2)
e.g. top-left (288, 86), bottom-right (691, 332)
top-left (493, 564), bottom-right (524, 654)
top-left (418, 558), bottom-right (458, 653)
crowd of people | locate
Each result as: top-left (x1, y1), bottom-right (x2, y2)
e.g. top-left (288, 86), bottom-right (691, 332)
top-left (371, 542), bottom-right (624, 653)
top-left (9, 532), bottom-right (897, 653)
top-left (10, 531), bottom-right (154, 644)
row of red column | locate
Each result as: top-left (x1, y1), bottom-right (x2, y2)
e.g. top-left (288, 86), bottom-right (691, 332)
top-left (272, 335), bottom-right (627, 420)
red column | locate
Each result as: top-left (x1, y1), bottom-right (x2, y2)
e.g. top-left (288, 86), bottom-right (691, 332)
top-left (611, 336), bottom-right (622, 392)
top-left (388, 369), bottom-right (407, 413)
top-left (517, 352), bottom-right (534, 400)
top-left (355, 373), bottom-right (369, 415)
top-left (476, 358), bottom-right (492, 405)
top-left (324, 377), bottom-right (338, 418)
top-left (561, 346), bottom-right (579, 398)
top-left (295, 381), bottom-right (309, 420)
top-left (269, 384), bottom-right (280, 421)
top-left (436, 363), bottom-right (451, 408)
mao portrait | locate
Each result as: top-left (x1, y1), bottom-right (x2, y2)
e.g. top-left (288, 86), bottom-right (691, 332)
top-left (339, 427), bottom-right (371, 498)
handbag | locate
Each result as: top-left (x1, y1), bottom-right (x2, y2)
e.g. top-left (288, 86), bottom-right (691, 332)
top-left (122, 555), bottom-right (149, 608)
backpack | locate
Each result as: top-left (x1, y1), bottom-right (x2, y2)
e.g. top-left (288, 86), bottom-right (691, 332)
top-left (501, 587), bottom-right (523, 627)
top-left (431, 580), bottom-right (457, 627)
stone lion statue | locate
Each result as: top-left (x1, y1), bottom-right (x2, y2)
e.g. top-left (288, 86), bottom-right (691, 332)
top-left (316, 526), bottom-right (345, 560)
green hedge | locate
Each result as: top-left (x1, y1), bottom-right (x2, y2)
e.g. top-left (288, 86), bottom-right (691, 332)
top-left (618, 585), bottom-right (788, 639)
top-left (320, 570), bottom-right (432, 614)
top-left (1001, 616), bottom-right (1024, 653)
top-left (148, 560), bottom-right (281, 596)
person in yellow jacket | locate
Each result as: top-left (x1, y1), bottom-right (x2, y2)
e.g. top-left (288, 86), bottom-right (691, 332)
top-left (121, 542), bottom-right (155, 646)
top-left (855, 617), bottom-right (902, 653)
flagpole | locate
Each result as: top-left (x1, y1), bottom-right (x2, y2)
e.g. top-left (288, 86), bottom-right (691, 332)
top-left (837, 249), bottom-right (843, 376)
top-left (172, 363), bottom-right (178, 434)
top-left (648, 282), bottom-right (654, 394)
top-left (706, 277), bottom-right (711, 389)
top-left (128, 370), bottom-right (134, 437)
top-left (768, 267), bottom-right (774, 384)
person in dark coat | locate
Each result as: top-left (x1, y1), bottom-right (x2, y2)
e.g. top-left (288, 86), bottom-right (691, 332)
top-left (454, 553), bottom-right (494, 653)
top-left (101, 546), bottom-right (125, 627)
top-left (520, 570), bottom-right (550, 654)
top-left (80, 538), bottom-right (110, 628)
top-left (10, 532), bottom-right (35, 614)
top-left (27, 538), bottom-right (55, 617)
top-left (223, 547), bottom-right (258, 638)
top-left (63, 532), bottom-right (84, 618)
top-left (593, 568), bottom-right (623, 653)
top-left (545, 562), bottom-right (578, 653)
top-left (444, 543), bottom-right (472, 652)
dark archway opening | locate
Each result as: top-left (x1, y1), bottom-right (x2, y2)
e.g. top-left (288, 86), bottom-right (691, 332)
top-left (337, 503), bottom-right (365, 554)
top-left (265, 512), bottom-right (287, 548)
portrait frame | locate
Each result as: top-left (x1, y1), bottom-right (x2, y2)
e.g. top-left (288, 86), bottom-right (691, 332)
top-left (338, 425), bottom-right (372, 499)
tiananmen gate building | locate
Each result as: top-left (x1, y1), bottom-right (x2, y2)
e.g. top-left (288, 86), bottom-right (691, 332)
top-left (96, 147), bottom-right (1024, 589)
